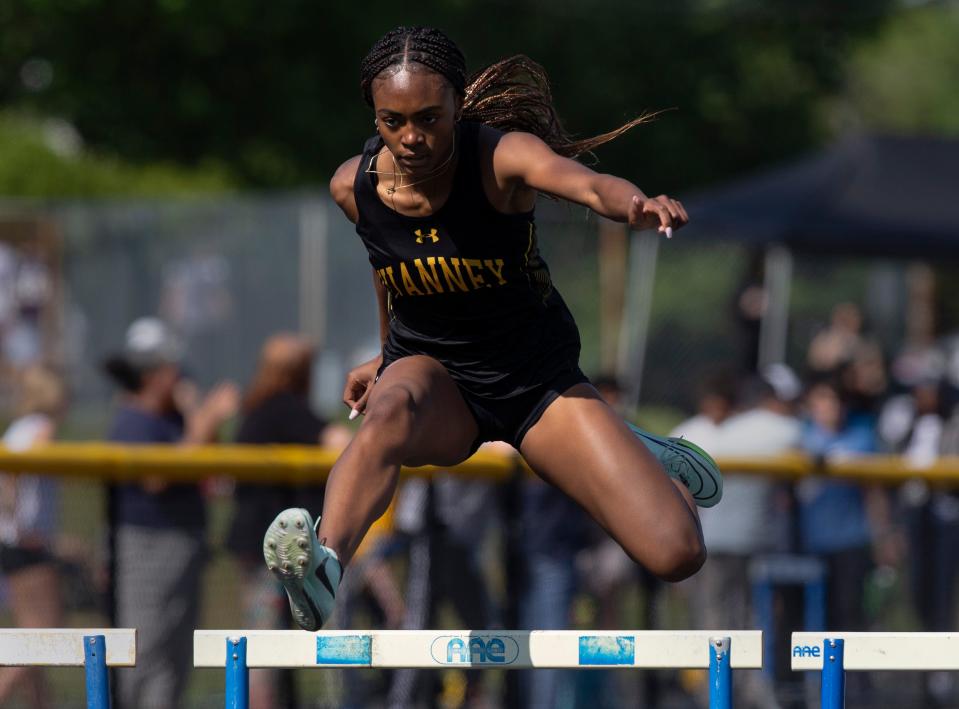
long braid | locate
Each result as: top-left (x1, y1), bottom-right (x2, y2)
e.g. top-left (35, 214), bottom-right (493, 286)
top-left (360, 27), bottom-right (649, 160)
top-left (464, 56), bottom-right (652, 159)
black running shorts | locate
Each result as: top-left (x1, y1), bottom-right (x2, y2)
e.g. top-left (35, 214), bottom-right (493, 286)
top-left (378, 356), bottom-right (589, 454)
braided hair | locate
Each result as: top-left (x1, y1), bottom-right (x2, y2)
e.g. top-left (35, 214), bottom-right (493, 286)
top-left (360, 27), bottom-right (650, 160)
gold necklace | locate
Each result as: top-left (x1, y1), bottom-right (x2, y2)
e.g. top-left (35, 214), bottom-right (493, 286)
top-left (365, 143), bottom-right (456, 196)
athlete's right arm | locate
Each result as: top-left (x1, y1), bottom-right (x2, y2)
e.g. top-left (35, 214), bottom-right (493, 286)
top-left (331, 155), bottom-right (385, 417)
top-left (329, 155), bottom-right (362, 224)
top-left (343, 272), bottom-right (387, 418)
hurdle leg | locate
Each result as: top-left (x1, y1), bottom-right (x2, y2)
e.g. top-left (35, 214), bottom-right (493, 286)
top-left (225, 636), bottom-right (249, 709)
top-left (83, 635), bottom-right (109, 709)
top-left (708, 636), bottom-right (732, 709)
top-left (820, 638), bottom-right (845, 709)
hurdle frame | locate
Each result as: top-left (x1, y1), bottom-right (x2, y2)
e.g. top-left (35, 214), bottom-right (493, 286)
top-left (0, 629), bottom-right (136, 709)
top-left (792, 632), bottom-right (959, 709)
top-left (196, 629), bottom-right (762, 709)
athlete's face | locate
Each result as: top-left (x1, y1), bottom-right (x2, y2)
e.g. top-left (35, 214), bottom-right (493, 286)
top-left (371, 67), bottom-right (461, 175)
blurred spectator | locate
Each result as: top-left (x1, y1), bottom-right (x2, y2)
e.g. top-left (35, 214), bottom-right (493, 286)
top-left (6, 245), bottom-right (52, 368)
top-left (0, 241), bottom-right (54, 373)
top-left (225, 333), bottom-right (350, 709)
top-left (687, 366), bottom-right (801, 709)
top-left (807, 303), bottom-right (865, 374)
top-left (808, 302), bottom-right (888, 418)
top-left (797, 378), bottom-right (892, 705)
top-left (797, 379), bottom-right (885, 630)
top-left (892, 341), bottom-right (946, 389)
top-left (671, 369), bottom-right (737, 450)
top-left (103, 317), bottom-right (238, 709)
top-left (902, 380), bottom-right (946, 468)
top-left (593, 373), bottom-right (625, 410)
top-left (890, 263), bottom-right (942, 389)
top-left (0, 364), bottom-right (66, 708)
top-left (887, 380), bottom-right (958, 705)
top-left (838, 341), bottom-right (888, 417)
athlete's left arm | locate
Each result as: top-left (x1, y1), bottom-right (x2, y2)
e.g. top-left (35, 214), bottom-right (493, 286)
top-left (493, 131), bottom-right (688, 235)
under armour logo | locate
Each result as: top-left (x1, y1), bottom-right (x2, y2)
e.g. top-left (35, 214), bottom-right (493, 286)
top-left (414, 228), bottom-right (440, 244)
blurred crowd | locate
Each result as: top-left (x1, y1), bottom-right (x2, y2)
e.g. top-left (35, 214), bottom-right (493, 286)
top-left (676, 300), bottom-right (959, 708)
top-left (0, 239), bottom-right (54, 390)
top-left (0, 299), bottom-right (958, 709)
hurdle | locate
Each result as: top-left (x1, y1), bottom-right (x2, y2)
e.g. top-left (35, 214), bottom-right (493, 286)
top-left (196, 629), bottom-right (762, 708)
top-left (0, 629), bottom-right (136, 709)
top-left (792, 632), bottom-right (959, 708)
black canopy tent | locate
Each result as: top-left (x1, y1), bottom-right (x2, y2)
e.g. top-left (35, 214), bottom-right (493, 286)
top-left (684, 134), bottom-right (959, 258)
top-left (618, 135), bottom-right (959, 400)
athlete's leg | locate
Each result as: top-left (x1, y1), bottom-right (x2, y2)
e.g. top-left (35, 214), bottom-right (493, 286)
top-left (318, 355), bottom-right (479, 565)
top-left (520, 384), bottom-right (705, 582)
top-left (266, 356), bottom-right (479, 630)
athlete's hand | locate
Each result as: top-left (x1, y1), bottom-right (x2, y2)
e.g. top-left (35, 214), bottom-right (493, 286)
top-left (343, 355), bottom-right (383, 419)
top-left (627, 194), bottom-right (689, 238)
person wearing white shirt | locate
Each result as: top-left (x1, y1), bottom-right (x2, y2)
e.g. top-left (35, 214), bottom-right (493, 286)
top-left (686, 368), bottom-right (802, 709)
top-left (0, 365), bottom-right (66, 708)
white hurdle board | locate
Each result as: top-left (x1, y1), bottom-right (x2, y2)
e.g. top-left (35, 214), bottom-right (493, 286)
top-left (0, 629), bottom-right (137, 667)
top-left (195, 630), bottom-right (762, 669)
top-left (792, 633), bottom-right (959, 671)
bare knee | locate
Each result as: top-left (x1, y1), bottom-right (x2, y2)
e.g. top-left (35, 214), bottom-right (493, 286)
top-left (356, 386), bottom-right (418, 455)
top-left (635, 519), bottom-right (706, 583)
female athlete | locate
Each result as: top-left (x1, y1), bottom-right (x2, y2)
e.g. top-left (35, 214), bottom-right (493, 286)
top-left (264, 26), bottom-right (722, 631)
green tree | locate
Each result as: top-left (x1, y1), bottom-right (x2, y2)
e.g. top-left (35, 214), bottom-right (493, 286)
top-left (838, 3), bottom-right (959, 134)
top-left (1, 0), bottom-right (894, 190)
top-left (0, 111), bottom-right (229, 196)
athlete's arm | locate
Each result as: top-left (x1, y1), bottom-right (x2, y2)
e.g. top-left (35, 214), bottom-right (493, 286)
top-left (343, 272), bottom-right (387, 417)
top-left (330, 155), bottom-right (362, 224)
top-left (492, 131), bottom-right (688, 235)
top-left (330, 155), bottom-right (386, 417)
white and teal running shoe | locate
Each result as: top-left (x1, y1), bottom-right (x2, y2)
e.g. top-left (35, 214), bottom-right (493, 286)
top-left (627, 422), bottom-right (723, 507)
top-left (263, 508), bottom-right (342, 632)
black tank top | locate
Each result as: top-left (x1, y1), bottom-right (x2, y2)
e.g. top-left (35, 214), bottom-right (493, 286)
top-left (353, 121), bottom-right (581, 400)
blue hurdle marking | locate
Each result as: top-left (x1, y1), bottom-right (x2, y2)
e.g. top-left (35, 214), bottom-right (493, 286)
top-left (577, 635), bottom-right (635, 666)
top-left (316, 634), bottom-right (373, 665)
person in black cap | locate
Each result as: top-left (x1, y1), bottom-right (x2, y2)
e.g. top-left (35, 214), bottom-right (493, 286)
top-left (103, 317), bottom-right (238, 709)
